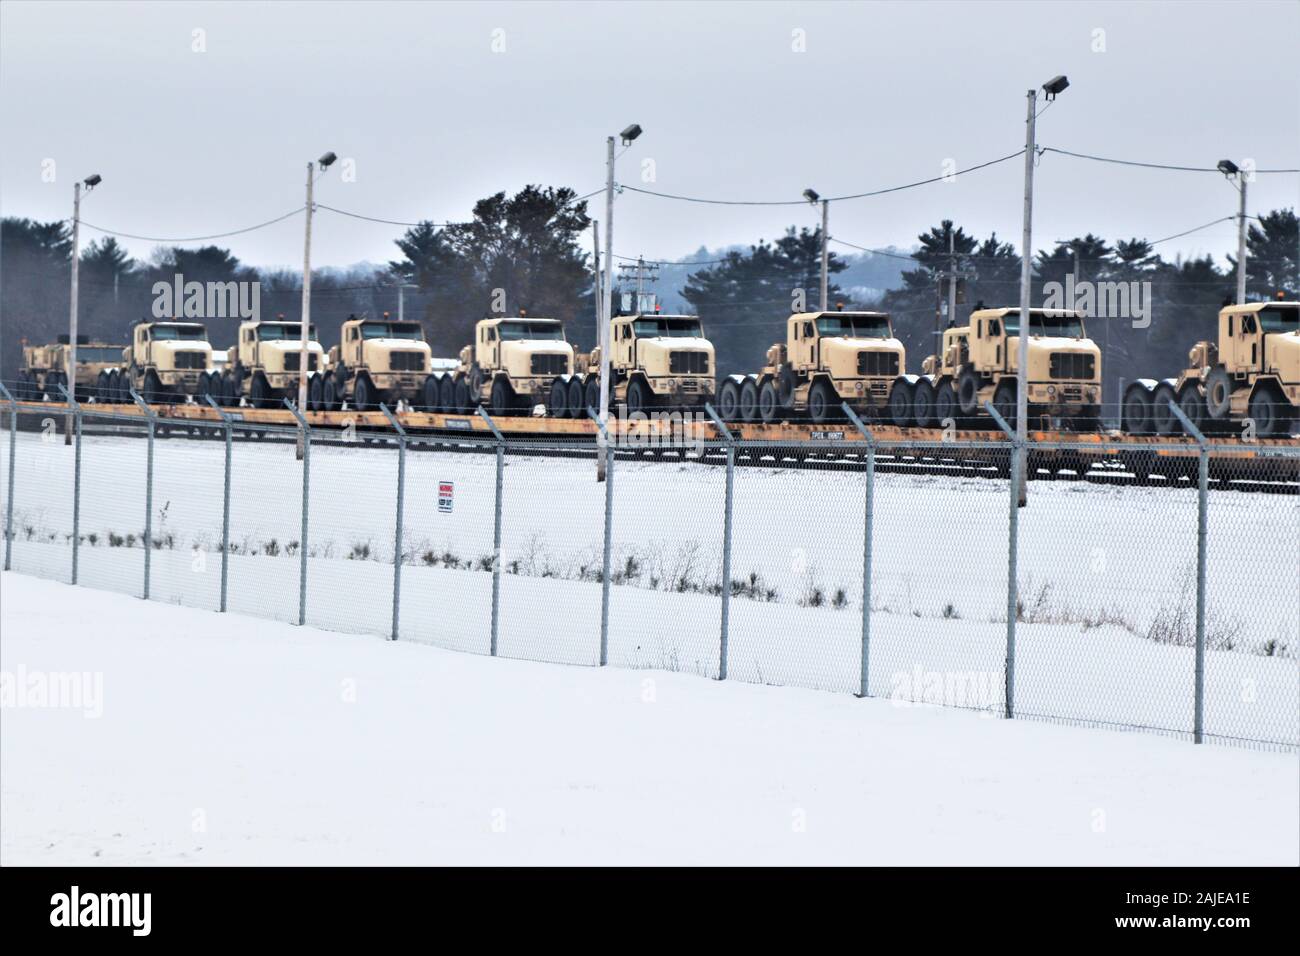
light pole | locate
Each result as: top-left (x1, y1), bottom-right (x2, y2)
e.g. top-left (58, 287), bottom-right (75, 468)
top-left (1016, 74), bottom-right (1069, 506)
top-left (804, 189), bottom-right (828, 311)
top-left (1217, 160), bottom-right (1248, 304)
top-left (397, 282), bottom-right (419, 322)
top-left (598, 123), bottom-right (641, 481)
top-left (298, 151), bottom-right (335, 457)
top-left (66, 173), bottom-right (101, 444)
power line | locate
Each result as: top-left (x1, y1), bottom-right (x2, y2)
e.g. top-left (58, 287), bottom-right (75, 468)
top-left (1041, 147), bottom-right (1300, 175)
top-left (79, 208), bottom-right (304, 243)
top-left (618, 150), bottom-right (1026, 206)
top-left (1148, 217), bottom-right (1238, 245)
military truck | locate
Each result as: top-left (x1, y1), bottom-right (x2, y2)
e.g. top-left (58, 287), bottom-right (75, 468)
top-left (552, 313), bottom-right (715, 418)
top-left (437, 315), bottom-right (574, 416)
top-left (906, 307), bottom-right (1102, 430)
top-left (218, 318), bottom-right (326, 408)
top-left (16, 335), bottom-right (126, 403)
top-left (718, 310), bottom-right (906, 424)
top-left (112, 320), bottom-right (215, 404)
top-left (318, 313), bottom-right (434, 412)
top-left (1123, 299), bottom-right (1299, 437)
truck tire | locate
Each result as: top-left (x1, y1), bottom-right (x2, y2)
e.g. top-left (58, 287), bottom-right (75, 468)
top-left (490, 377), bottom-right (515, 416)
top-left (309, 373), bottom-right (325, 411)
top-left (142, 370), bottom-right (162, 405)
top-left (420, 375), bottom-right (439, 412)
top-left (758, 380), bottom-right (780, 423)
top-left (583, 377), bottom-right (600, 416)
top-left (225, 367), bottom-right (244, 407)
top-left (738, 377), bottom-right (760, 422)
top-left (1151, 382), bottom-right (1179, 436)
top-left (438, 374), bottom-right (456, 413)
top-left (547, 379), bottom-right (569, 418)
top-left (353, 374), bottom-right (374, 412)
top-left (322, 376), bottom-right (340, 412)
top-left (1177, 385), bottom-right (1206, 434)
top-left (934, 379), bottom-right (959, 427)
top-left (453, 376), bottom-right (471, 413)
top-left (717, 379), bottom-right (740, 421)
top-left (1248, 386), bottom-right (1287, 437)
top-left (250, 373), bottom-right (271, 409)
top-left (778, 365), bottom-right (797, 408)
top-left (626, 377), bottom-right (651, 415)
top-left (912, 379), bottom-right (936, 429)
top-left (956, 368), bottom-right (981, 415)
top-left (808, 379), bottom-right (838, 423)
top-left (887, 380), bottom-right (913, 428)
top-left (1203, 366), bottom-right (1233, 419)
top-left (1121, 382), bottom-right (1154, 434)
top-left (992, 379), bottom-right (1017, 429)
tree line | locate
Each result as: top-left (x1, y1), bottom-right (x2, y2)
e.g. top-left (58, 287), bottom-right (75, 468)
top-left (3, 186), bottom-right (1295, 407)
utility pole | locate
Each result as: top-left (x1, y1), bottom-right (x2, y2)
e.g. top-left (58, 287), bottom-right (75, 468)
top-left (1016, 88), bottom-right (1037, 507)
top-left (599, 135), bottom-right (616, 482)
top-left (65, 174), bottom-right (100, 443)
top-left (1235, 173), bottom-right (1248, 305)
top-left (820, 199), bottom-right (830, 311)
top-left (946, 225), bottom-right (957, 327)
top-left (592, 218), bottom-right (605, 481)
top-left (298, 151), bottom-right (335, 459)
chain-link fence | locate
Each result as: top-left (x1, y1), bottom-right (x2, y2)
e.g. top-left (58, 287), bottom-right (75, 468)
top-left (2, 392), bottom-right (1296, 751)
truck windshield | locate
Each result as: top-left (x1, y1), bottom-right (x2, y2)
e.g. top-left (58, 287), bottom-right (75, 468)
top-left (257, 323), bottom-right (318, 341)
top-left (1002, 312), bottom-right (1086, 338)
top-left (1258, 306), bottom-right (1299, 333)
top-left (76, 347), bottom-right (125, 362)
top-left (631, 318), bottom-right (703, 338)
top-left (360, 322), bottom-right (424, 340)
top-left (151, 325), bottom-right (207, 340)
top-left (498, 322), bottom-right (565, 341)
top-left (816, 315), bottom-right (891, 338)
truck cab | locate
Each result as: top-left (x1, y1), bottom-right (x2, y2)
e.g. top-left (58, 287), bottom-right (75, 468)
top-left (324, 314), bottom-right (434, 411)
top-left (452, 315), bottom-right (574, 415)
top-left (222, 319), bottom-right (326, 407)
top-left (127, 321), bottom-right (214, 402)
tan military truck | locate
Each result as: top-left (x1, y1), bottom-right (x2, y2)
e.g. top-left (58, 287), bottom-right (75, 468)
top-left (114, 320), bottom-right (215, 404)
top-left (1123, 299), bottom-right (1299, 437)
top-left (16, 335), bottom-right (126, 403)
top-left (910, 307), bottom-right (1102, 430)
top-left (218, 318), bottom-right (326, 408)
top-left (437, 315), bottom-right (574, 416)
top-left (719, 310), bottom-right (906, 424)
top-left (319, 313), bottom-right (434, 412)
top-left (554, 313), bottom-right (715, 418)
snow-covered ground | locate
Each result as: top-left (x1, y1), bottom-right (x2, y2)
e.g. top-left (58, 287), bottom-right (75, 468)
top-left (2, 574), bottom-right (1295, 866)
top-left (2, 428), bottom-right (1296, 746)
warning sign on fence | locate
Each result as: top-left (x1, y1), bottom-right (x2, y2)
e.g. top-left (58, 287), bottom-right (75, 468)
top-left (438, 481), bottom-right (454, 513)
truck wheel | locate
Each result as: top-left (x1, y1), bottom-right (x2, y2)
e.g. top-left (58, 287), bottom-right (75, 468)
top-left (1177, 386), bottom-right (1206, 434)
top-left (438, 374), bottom-right (455, 413)
top-left (420, 375), bottom-right (439, 412)
top-left (912, 379), bottom-right (936, 429)
top-left (887, 380), bottom-right (913, 428)
top-left (583, 377), bottom-right (600, 416)
top-left (808, 380), bottom-right (838, 423)
top-left (548, 379), bottom-right (569, 419)
top-left (250, 373), bottom-right (269, 409)
top-left (738, 377), bottom-right (760, 422)
top-left (567, 377), bottom-right (586, 418)
top-left (778, 366), bottom-right (797, 408)
top-left (322, 375), bottom-right (339, 412)
top-left (956, 368), bottom-right (981, 415)
top-left (197, 371), bottom-right (212, 404)
top-left (1151, 383), bottom-right (1179, 436)
top-left (993, 379), bottom-right (1017, 429)
top-left (309, 373), bottom-right (324, 411)
top-left (353, 375), bottom-right (373, 412)
top-left (758, 380), bottom-right (780, 423)
top-left (1203, 366), bottom-right (1233, 419)
top-left (490, 377), bottom-right (515, 416)
top-left (94, 370), bottom-right (108, 402)
top-left (717, 379), bottom-right (740, 420)
top-left (453, 376), bottom-right (471, 413)
top-left (1248, 386), bottom-right (1286, 437)
top-left (626, 378), bottom-right (651, 415)
top-left (1122, 383), bottom-right (1153, 434)
top-left (142, 370), bottom-right (161, 405)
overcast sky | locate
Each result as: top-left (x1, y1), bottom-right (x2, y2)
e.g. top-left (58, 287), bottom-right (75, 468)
top-left (2, 0), bottom-right (1296, 273)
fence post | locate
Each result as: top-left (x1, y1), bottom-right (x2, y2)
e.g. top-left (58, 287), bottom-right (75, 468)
top-left (380, 404), bottom-right (406, 642)
top-left (204, 396), bottom-right (233, 612)
top-left (58, 385), bottom-right (82, 585)
top-left (130, 389), bottom-right (157, 600)
top-left (477, 407), bottom-right (506, 657)
top-left (285, 399), bottom-right (311, 626)
top-left (843, 404), bottom-right (876, 698)
top-left (704, 403), bottom-right (735, 681)
top-left (586, 407), bottom-right (615, 666)
top-left (985, 400), bottom-right (1020, 719)
top-left (0, 382), bottom-right (16, 572)
top-left (1169, 399), bottom-right (1209, 744)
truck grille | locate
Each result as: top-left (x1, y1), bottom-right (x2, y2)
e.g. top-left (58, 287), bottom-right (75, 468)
top-left (669, 351), bottom-right (709, 374)
top-left (680, 379), bottom-right (702, 393)
top-left (530, 354), bottom-right (569, 375)
top-left (1049, 352), bottom-right (1095, 380)
top-left (282, 352), bottom-right (319, 372)
top-left (388, 351), bottom-right (426, 372)
top-left (174, 351), bottom-right (208, 370)
top-left (856, 351), bottom-right (899, 377)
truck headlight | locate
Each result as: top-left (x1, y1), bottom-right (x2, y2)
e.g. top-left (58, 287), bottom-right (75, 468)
top-left (1087, 388), bottom-right (1097, 402)
top-left (1047, 384), bottom-right (1056, 397)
